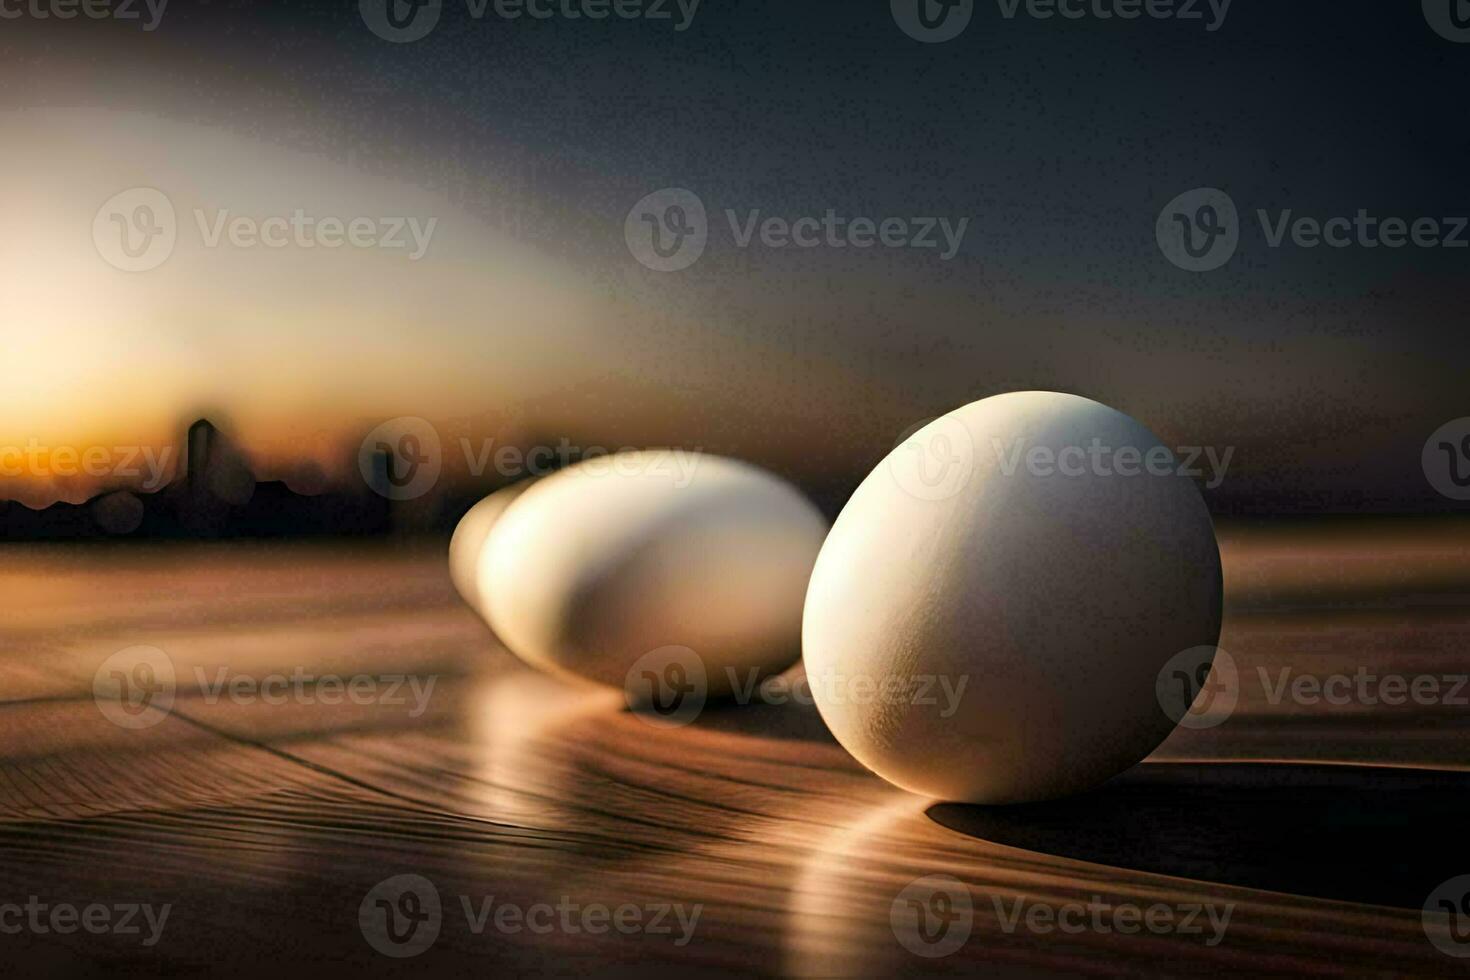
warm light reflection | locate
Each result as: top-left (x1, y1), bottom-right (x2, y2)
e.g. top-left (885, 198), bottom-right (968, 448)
top-left (783, 796), bottom-right (932, 976)
top-left (466, 669), bottom-right (624, 822)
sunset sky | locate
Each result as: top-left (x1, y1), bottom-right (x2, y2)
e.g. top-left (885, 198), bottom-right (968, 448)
top-left (1, 2), bottom-right (1465, 513)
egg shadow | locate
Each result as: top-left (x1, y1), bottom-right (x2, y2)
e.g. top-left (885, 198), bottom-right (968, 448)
top-left (625, 662), bottom-right (842, 744)
top-left (927, 761), bottom-right (1470, 909)
top-left (682, 694), bottom-right (840, 744)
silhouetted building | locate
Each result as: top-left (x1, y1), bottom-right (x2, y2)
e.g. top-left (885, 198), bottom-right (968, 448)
top-left (3, 418), bottom-right (395, 541)
top-left (186, 418), bottom-right (218, 498)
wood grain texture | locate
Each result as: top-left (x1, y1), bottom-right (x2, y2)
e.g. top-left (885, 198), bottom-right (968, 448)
top-left (1, 522), bottom-right (1468, 977)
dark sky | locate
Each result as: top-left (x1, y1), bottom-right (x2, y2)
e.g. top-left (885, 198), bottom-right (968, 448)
top-left (3, 1), bottom-right (1467, 513)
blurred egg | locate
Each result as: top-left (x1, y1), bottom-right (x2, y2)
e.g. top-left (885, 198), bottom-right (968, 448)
top-left (802, 391), bottom-right (1223, 804)
top-left (448, 482), bottom-right (533, 615)
top-left (480, 451), bottom-right (829, 696)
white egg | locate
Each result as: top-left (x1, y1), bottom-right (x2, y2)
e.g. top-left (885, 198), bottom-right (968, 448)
top-left (480, 451), bottom-right (830, 696)
top-left (802, 392), bottom-right (1223, 804)
top-left (448, 482), bottom-right (533, 616)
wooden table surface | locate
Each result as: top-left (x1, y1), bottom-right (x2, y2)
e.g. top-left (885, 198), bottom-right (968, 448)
top-left (2, 520), bottom-right (1469, 977)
